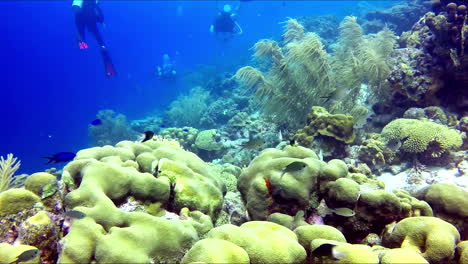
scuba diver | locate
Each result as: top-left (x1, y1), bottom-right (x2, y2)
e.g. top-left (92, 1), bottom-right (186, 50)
top-left (72, 0), bottom-right (117, 78)
top-left (156, 53), bottom-right (177, 80)
top-left (210, 4), bottom-right (243, 41)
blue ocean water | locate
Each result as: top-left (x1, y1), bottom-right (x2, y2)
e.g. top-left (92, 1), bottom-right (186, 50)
top-left (1, 0), bottom-right (395, 174)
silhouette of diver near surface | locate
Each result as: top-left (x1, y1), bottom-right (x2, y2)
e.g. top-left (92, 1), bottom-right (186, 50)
top-left (210, 4), bottom-right (243, 41)
top-left (72, 0), bottom-right (117, 77)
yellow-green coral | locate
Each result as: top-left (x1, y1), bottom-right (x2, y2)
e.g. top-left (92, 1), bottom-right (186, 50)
top-left (310, 239), bottom-right (379, 263)
top-left (380, 248), bottom-right (429, 264)
top-left (382, 216), bottom-right (460, 264)
top-left (381, 118), bottom-right (462, 157)
top-left (324, 178), bottom-right (360, 208)
top-left (0, 188), bottom-right (41, 217)
top-left (237, 145), bottom-right (323, 220)
top-left (160, 127), bottom-right (198, 150)
top-left (393, 189), bottom-right (433, 217)
top-left (419, 183), bottom-right (468, 237)
top-left (294, 225), bottom-right (346, 254)
top-left (181, 238), bottom-right (250, 264)
top-left (206, 221), bottom-right (306, 264)
top-left (58, 140), bottom-right (226, 263)
top-left (0, 243), bottom-right (40, 264)
top-left (25, 172), bottom-right (57, 199)
top-left (295, 106), bottom-right (355, 145)
top-left (194, 129), bottom-right (222, 151)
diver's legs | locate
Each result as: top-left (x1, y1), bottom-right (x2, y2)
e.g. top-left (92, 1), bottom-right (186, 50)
top-left (87, 22), bottom-right (105, 47)
top-left (73, 6), bottom-right (88, 49)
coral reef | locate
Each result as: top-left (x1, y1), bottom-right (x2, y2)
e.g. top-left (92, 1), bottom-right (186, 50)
top-left (364, 2), bottom-right (428, 34)
top-left (164, 86), bottom-right (210, 128)
top-left (88, 110), bottom-right (138, 146)
top-left (394, 8), bottom-right (468, 111)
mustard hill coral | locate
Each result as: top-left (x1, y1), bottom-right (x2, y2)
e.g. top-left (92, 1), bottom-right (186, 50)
top-left (294, 106), bottom-right (355, 145)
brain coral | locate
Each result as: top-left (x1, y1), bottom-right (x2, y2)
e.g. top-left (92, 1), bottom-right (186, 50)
top-left (381, 118), bottom-right (462, 158)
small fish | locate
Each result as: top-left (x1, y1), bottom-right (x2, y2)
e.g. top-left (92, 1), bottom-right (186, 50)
top-left (42, 152), bottom-right (76, 164)
top-left (182, 128), bottom-right (189, 132)
top-left (289, 139), bottom-right (296, 147)
top-left (280, 161), bottom-right (307, 178)
top-left (10, 249), bottom-right (40, 264)
top-left (160, 124), bottom-right (166, 128)
top-left (312, 243), bottom-right (345, 260)
top-left (320, 88), bottom-right (350, 103)
top-left (141, 131), bottom-right (154, 143)
top-left (90, 119), bottom-right (102, 126)
top-left (386, 138), bottom-right (402, 151)
top-left (240, 139), bottom-right (265, 149)
top-left (331, 207), bottom-right (355, 217)
top-left (65, 210), bottom-right (86, 219)
top-left (278, 130), bottom-right (283, 141)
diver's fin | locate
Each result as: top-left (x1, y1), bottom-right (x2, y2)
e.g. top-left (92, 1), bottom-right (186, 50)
top-left (78, 41), bottom-right (89, 50)
top-left (100, 47), bottom-right (117, 78)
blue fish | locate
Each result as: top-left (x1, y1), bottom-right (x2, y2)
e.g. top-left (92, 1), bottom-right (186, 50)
top-left (160, 124), bottom-right (166, 128)
top-left (90, 119), bottom-right (102, 126)
top-left (42, 152), bottom-right (76, 164)
top-left (182, 128), bottom-right (189, 132)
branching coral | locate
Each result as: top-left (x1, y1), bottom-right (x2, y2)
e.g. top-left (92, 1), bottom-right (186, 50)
top-left (0, 154), bottom-right (21, 192)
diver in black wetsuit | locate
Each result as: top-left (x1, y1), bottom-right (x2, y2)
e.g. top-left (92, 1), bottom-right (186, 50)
top-left (210, 4), bottom-right (243, 41)
top-left (72, 0), bottom-right (116, 78)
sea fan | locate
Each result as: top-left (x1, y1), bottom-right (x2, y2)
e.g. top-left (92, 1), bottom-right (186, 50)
top-left (0, 154), bottom-right (21, 192)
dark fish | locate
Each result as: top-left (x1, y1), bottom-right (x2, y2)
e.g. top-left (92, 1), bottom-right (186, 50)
top-left (240, 139), bottom-right (265, 149)
top-left (10, 249), bottom-right (40, 264)
top-left (90, 119), bottom-right (102, 126)
top-left (65, 210), bottom-right (86, 219)
top-left (386, 138), bottom-right (402, 151)
top-left (42, 152), bottom-right (76, 164)
top-left (280, 161), bottom-right (307, 178)
top-left (141, 131), bottom-right (154, 143)
top-left (312, 243), bottom-right (340, 260)
top-left (160, 124), bottom-right (166, 128)
top-left (289, 139), bottom-right (296, 147)
top-left (182, 128), bottom-right (189, 132)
